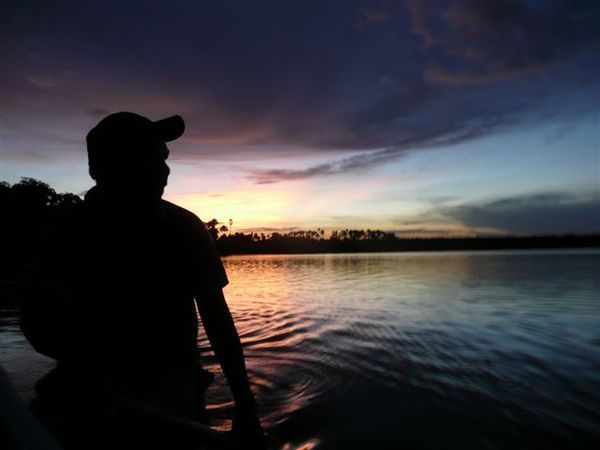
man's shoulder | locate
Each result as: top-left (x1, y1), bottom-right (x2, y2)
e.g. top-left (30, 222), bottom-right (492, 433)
top-left (161, 200), bottom-right (206, 229)
top-left (161, 201), bottom-right (221, 256)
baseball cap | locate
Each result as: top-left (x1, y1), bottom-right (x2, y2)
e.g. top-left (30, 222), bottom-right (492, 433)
top-left (87, 111), bottom-right (185, 150)
top-left (86, 112), bottom-right (185, 178)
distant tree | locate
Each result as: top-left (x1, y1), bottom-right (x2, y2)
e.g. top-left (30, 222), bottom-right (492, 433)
top-left (0, 181), bottom-right (10, 196)
top-left (0, 178), bottom-right (83, 272)
top-left (0, 182), bottom-right (11, 217)
top-left (6, 178), bottom-right (82, 213)
top-left (10, 178), bottom-right (56, 212)
top-left (52, 192), bottom-right (82, 209)
top-left (205, 218), bottom-right (219, 242)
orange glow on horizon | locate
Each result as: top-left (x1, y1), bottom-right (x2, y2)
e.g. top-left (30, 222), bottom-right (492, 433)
top-left (165, 186), bottom-right (503, 237)
top-left (166, 188), bottom-right (309, 229)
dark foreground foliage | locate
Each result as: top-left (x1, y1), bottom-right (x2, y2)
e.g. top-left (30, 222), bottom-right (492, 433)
top-left (1, 179), bottom-right (82, 279)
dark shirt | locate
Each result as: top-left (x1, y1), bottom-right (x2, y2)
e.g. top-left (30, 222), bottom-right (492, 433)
top-left (22, 187), bottom-right (228, 369)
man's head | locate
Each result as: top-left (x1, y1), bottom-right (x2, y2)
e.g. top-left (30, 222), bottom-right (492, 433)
top-left (86, 112), bottom-right (185, 202)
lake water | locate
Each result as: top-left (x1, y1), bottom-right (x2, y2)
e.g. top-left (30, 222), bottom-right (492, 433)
top-left (1, 250), bottom-right (599, 449)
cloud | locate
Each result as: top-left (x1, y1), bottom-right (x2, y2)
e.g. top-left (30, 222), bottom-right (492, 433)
top-left (441, 192), bottom-right (600, 235)
top-left (405, 0), bottom-right (435, 49)
top-left (2, 0), bottom-right (598, 175)
top-left (248, 149), bottom-right (397, 183)
top-left (391, 227), bottom-right (470, 237)
top-left (412, 0), bottom-right (600, 84)
top-left (26, 75), bottom-right (65, 90)
top-left (88, 108), bottom-right (110, 117)
top-left (248, 102), bottom-right (518, 183)
top-left (237, 226), bottom-right (300, 234)
top-left (424, 64), bottom-right (543, 85)
top-left (358, 4), bottom-right (391, 28)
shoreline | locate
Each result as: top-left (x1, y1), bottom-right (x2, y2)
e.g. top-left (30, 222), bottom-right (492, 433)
top-left (220, 246), bottom-right (600, 257)
top-left (217, 235), bottom-right (600, 256)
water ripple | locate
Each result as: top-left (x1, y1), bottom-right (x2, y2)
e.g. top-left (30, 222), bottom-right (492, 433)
top-left (2, 250), bottom-right (599, 449)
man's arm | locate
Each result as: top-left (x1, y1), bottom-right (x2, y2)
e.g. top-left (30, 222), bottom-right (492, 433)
top-left (195, 287), bottom-right (265, 446)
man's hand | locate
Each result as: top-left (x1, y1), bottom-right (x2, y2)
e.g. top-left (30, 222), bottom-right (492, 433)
top-left (195, 288), bottom-right (266, 449)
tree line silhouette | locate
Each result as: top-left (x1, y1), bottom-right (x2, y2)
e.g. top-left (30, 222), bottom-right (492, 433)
top-left (1, 178), bottom-right (598, 275)
top-left (204, 220), bottom-right (599, 256)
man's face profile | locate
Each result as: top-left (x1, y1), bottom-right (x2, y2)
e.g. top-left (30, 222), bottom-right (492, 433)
top-left (122, 140), bottom-right (171, 202)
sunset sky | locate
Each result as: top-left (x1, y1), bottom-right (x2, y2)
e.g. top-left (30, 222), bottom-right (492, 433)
top-left (2, 0), bottom-right (599, 236)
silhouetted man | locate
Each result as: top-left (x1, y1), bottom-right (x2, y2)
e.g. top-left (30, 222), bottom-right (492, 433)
top-left (21, 112), bottom-right (264, 449)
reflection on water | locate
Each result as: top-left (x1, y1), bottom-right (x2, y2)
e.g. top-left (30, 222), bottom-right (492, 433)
top-left (1, 250), bottom-right (599, 449)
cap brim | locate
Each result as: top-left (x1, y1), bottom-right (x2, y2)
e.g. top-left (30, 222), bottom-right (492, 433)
top-left (154, 115), bottom-right (185, 142)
